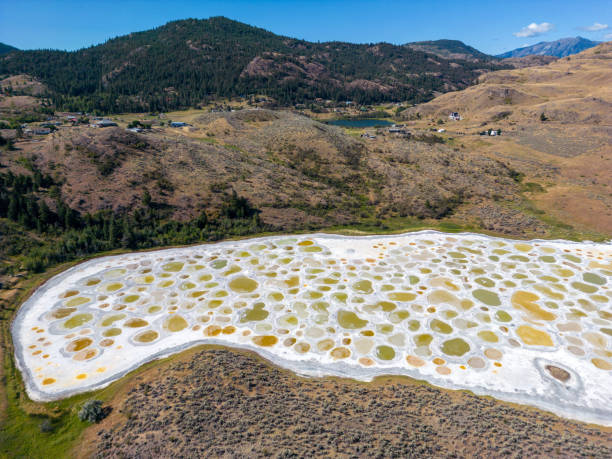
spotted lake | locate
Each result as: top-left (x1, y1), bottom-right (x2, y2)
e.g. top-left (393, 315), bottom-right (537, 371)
top-left (12, 231), bottom-right (612, 425)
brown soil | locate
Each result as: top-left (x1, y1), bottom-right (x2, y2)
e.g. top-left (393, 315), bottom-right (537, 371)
top-left (0, 95), bottom-right (42, 110)
top-left (78, 346), bottom-right (612, 458)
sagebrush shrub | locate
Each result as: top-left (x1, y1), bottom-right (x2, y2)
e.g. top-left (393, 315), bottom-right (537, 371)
top-left (78, 400), bottom-right (105, 423)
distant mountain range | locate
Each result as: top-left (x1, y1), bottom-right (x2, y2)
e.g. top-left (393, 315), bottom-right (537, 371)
top-left (0, 42), bottom-right (18, 55)
top-left (0, 17), bottom-right (508, 113)
top-left (497, 37), bottom-right (601, 58)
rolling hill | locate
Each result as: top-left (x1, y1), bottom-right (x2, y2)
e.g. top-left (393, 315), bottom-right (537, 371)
top-left (497, 36), bottom-right (600, 58)
top-left (407, 42), bottom-right (612, 124)
top-left (405, 39), bottom-right (494, 62)
top-left (405, 41), bottom-right (612, 235)
top-left (0, 17), bottom-right (507, 113)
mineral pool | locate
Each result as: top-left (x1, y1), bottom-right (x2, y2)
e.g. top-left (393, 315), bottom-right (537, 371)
top-left (12, 232), bottom-right (612, 424)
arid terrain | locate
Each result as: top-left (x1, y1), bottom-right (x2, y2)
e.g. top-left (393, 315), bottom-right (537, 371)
top-left (401, 42), bottom-right (612, 236)
top-left (2, 45), bottom-right (611, 242)
top-left (78, 346), bottom-right (612, 458)
top-left (0, 38), bottom-right (611, 459)
top-left (2, 108), bottom-right (534, 234)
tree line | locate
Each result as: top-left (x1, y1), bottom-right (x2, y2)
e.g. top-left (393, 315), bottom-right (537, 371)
top-left (0, 169), bottom-right (270, 274)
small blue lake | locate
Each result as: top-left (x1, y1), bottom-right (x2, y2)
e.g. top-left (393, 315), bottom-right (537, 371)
top-left (327, 118), bottom-right (395, 128)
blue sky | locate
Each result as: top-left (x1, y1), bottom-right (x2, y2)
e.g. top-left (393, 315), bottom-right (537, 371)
top-left (0, 0), bottom-right (610, 55)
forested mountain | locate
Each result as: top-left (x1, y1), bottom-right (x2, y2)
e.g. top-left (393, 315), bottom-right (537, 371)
top-left (497, 37), bottom-right (600, 58)
top-left (0, 43), bottom-right (17, 55)
top-left (405, 39), bottom-right (494, 62)
top-left (0, 17), bottom-right (508, 113)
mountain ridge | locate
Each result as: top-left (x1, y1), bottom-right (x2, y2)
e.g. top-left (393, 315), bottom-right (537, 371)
top-left (405, 39), bottom-right (494, 62)
top-left (497, 36), bottom-right (601, 58)
top-left (0, 16), bottom-right (507, 113)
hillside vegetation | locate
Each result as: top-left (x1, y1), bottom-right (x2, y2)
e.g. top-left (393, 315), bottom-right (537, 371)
top-left (0, 17), bottom-right (508, 113)
top-left (1, 109), bottom-right (527, 230)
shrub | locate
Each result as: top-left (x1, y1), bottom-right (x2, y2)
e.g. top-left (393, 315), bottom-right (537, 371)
top-left (78, 400), bottom-right (105, 423)
top-left (522, 182), bottom-right (545, 193)
top-left (39, 418), bottom-right (54, 433)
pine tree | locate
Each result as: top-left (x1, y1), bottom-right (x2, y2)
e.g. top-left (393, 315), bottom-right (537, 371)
top-left (142, 190), bottom-right (152, 208)
top-left (7, 194), bottom-right (19, 220)
top-left (108, 214), bottom-right (116, 243)
top-left (121, 217), bottom-right (136, 249)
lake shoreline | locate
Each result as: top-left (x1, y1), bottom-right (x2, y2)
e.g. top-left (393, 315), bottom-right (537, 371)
top-left (12, 230), bottom-right (612, 426)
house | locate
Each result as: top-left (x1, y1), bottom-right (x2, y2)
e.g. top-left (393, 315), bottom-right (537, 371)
top-left (27, 127), bottom-right (51, 135)
top-left (127, 127), bottom-right (143, 133)
top-left (449, 112), bottom-right (462, 121)
top-left (437, 128), bottom-right (446, 133)
top-left (170, 121), bottom-right (190, 128)
top-left (361, 132), bottom-right (376, 139)
top-left (91, 119), bottom-right (118, 128)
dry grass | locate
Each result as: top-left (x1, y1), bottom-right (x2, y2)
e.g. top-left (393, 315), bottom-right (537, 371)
top-left (407, 42), bottom-right (612, 125)
top-left (396, 42), bottom-right (612, 237)
top-left (77, 346), bottom-right (612, 458)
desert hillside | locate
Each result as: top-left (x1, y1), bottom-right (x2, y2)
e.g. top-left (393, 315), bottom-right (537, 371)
top-left (407, 41), bottom-right (612, 124)
top-left (403, 42), bottom-right (612, 235)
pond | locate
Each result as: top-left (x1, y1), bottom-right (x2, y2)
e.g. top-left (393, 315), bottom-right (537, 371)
top-left (327, 118), bottom-right (395, 128)
top-left (12, 231), bottom-right (612, 425)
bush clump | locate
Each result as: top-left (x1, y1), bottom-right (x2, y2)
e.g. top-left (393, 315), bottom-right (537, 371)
top-left (78, 400), bottom-right (105, 423)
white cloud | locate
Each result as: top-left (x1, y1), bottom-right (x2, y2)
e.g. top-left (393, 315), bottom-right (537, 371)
top-left (579, 22), bottom-right (609, 32)
top-left (604, 33), bottom-right (612, 41)
top-left (513, 22), bottom-right (554, 38)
